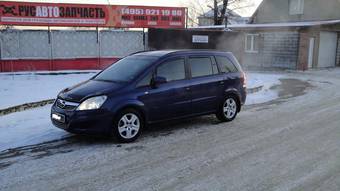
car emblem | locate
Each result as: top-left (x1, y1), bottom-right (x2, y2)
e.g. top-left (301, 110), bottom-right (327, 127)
top-left (57, 99), bottom-right (66, 109)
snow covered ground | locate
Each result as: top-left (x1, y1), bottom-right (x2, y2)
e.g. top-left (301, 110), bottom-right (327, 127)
top-left (245, 72), bottom-right (284, 105)
top-left (0, 71), bottom-right (285, 151)
top-left (1, 69), bottom-right (339, 191)
top-left (0, 71), bottom-right (98, 110)
top-left (0, 105), bottom-right (67, 151)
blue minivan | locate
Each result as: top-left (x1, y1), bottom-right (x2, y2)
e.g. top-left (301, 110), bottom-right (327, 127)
top-left (51, 50), bottom-right (247, 142)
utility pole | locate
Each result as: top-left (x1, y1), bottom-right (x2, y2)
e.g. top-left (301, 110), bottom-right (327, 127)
top-left (225, 0), bottom-right (229, 29)
top-left (214, 0), bottom-right (218, 25)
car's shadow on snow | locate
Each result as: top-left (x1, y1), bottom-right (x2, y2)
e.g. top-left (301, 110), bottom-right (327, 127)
top-left (145, 115), bottom-right (220, 137)
top-left (0, 115), bottom-right (220, 170)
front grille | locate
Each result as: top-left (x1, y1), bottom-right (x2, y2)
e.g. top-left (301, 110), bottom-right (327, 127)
top-left (56, 99), bottom-right (79, 111)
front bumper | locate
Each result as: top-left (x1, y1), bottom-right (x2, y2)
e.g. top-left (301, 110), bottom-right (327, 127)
top-left (51, 103), bottom-right (113, 135)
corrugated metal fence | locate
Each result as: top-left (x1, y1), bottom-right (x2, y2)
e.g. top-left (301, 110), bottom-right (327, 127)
top-left (0, 29), bottom-right (147, 72)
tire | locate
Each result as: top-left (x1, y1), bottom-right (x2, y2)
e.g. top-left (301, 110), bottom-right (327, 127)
top-left (216, 95), bottom-right (239, 122)
top-left (112, 108), bottom-right (143, 143)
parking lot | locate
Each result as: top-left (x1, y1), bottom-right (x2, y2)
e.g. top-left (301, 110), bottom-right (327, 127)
top-left (1, 69), bottom-right (339, 191)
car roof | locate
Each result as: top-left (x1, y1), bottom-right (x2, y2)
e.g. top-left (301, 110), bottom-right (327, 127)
top-left (132, 50), bottom-right (233, 58)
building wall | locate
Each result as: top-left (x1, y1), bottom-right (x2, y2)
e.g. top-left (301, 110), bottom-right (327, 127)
top-left (0, 30), bottom-right (146, 72)
top-left (253, 0), bottom-right (340, 23)
top-left (242, 31), bottom-right (299, 69)
top-left (148, 28), bottom-right (244, 62)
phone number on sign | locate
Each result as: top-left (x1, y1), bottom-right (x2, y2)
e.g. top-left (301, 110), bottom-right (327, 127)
top-left (121, 8), bottom-right (183, 16)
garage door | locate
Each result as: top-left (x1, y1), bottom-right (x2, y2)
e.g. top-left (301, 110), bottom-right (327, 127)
top-left (318, 32), bottom-right (337, 68)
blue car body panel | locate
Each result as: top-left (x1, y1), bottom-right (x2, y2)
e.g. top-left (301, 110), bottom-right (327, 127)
top-left (51, 50), bottom-right (247, 135)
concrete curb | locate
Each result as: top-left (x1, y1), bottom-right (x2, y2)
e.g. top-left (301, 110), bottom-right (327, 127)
top-left (247, 85), bottom-right (264, 94)
top-left (0, 99), bottom-right (55, 116)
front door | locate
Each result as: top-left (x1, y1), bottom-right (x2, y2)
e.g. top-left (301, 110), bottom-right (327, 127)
top-left (139, 57), bottom-right (191, 122)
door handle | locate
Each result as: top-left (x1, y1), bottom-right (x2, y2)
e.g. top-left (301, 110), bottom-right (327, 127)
top-left (185, 87), bottom-right (191, 91)
top-left (219, 81), bottom-right (225, 85)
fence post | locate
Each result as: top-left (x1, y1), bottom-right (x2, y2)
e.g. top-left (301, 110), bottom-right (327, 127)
top-left (143, 28), bottom-right (146, 51)
top-left (48, 26), bottom-right (54, 71)
top-left (0, 32), bottom-right (2, 72)
top-left (185, 8), bottom-right (188, 29)
top-left (97, 27), bottom-right (101, 69)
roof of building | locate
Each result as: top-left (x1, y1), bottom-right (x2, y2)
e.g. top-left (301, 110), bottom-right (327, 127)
top-left (190, 19), bottom-right (340, 29)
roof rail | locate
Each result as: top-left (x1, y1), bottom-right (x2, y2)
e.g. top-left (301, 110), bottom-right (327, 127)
top-left (129, 50), bottom-right (150, 56)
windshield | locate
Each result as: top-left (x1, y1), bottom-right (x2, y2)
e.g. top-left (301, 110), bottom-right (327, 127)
top-left (94, 55), bottom-right (158, 82)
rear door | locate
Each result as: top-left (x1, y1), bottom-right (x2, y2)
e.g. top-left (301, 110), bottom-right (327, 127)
top-left (188, 55), bottom-right (225, 114)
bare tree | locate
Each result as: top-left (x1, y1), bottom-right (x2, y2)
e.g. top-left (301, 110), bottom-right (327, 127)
top-left (183, 0), bottom-right (254, 27)
top-left (209, 0), bottom-right (254, 25)
top-left (182, 0), bottom-right (206, 27)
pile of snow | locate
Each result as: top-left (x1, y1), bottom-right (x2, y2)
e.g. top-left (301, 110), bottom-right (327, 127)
top-left (0, 105), bottom-right (68, 151)
top-left (245, 72), bottom-right (284, 105)
top-left (0, 71), bottom-right (98, 110)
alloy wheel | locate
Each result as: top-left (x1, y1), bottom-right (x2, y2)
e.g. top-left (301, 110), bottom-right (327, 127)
top-left (117, 113), bottom-right (140, 139)
top-left (223, 98), bottom-right (237, 119)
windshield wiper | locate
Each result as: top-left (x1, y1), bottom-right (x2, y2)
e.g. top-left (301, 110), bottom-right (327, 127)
top-left (93, 79), bottom-right (128, 83)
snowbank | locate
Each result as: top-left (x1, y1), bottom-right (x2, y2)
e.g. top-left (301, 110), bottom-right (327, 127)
top-left (0, 71), bottom-right (98, 110)
top-left (245, 72), bottom-right (284, 105)
top-left (0, 105), bottom-right (68, 151)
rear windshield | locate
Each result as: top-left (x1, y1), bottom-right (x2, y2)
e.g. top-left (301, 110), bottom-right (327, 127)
top-left (94, 55), bottom-right (158, 83)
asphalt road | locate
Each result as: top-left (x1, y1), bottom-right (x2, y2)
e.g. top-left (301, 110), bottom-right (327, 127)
top-left (1, 70), bottom-right (340, 191)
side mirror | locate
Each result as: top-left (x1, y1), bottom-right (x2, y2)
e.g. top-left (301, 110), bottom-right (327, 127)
top-left (151, 76), bottom-right (167, 88)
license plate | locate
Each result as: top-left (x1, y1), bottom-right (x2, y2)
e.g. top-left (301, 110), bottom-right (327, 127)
top-left (52, 113), bottom-right (65, 123)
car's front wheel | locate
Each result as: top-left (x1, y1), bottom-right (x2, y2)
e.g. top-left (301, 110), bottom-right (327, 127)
top-left (113, 109), bottom-right (143, 143)
top-left (216, 95), bottom-right (239, 122)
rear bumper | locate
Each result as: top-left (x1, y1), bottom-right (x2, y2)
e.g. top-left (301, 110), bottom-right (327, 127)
top-left (51, 104), bottom-right (114, 135)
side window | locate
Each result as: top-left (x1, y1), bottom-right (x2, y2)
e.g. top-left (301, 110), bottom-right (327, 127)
top-left (189, 57), bottom-right (214, 78)
top-left (137, 71), bottom-right (153, 87)
top-left (215, 56), bottom-right (238, 73)
top-left (157, 58), bottom-right (185, 82)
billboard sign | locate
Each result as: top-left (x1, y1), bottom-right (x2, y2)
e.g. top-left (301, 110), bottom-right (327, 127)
top-left (0, 1), bottom-right (185, 28)
top-left (113, 5), bottom-right (185, 28)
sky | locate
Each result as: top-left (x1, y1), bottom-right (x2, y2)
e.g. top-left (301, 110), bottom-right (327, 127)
top-left (6, 0), bottom-right (263, 16)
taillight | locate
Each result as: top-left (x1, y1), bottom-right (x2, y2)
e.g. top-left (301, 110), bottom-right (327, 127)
top-left (242, 72), bottom-right (247, 88)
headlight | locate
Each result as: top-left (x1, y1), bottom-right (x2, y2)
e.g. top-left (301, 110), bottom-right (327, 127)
top-left (77, 95), bottom-right (107, 111)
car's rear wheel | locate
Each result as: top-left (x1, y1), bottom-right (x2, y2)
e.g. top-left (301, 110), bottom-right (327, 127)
top-left (113, 109), bottom-right (143, 143)
top-left (216, 95), bottom-right (239, 122)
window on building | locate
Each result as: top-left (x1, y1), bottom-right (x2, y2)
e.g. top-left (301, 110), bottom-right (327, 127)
top-left (157, 58), bottom-right (186, 82)
top-left (245, 34), bottom-right (259, 53)
top-left (289, 0), bottom-right (304, 15)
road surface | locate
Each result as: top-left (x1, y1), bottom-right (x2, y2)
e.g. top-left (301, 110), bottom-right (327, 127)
top-left (1, 70), bottom-right (340, 191)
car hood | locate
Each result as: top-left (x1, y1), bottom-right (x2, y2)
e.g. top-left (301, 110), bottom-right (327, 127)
top-left (58, 80), bottom-right (125, 102)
